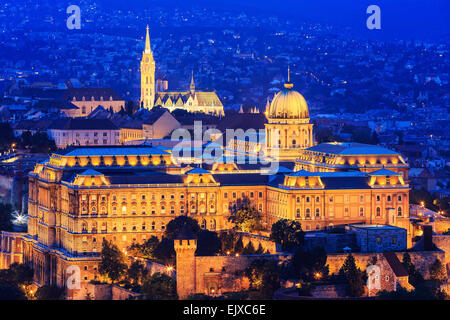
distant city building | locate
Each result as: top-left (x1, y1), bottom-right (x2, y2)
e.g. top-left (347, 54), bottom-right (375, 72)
top-left (63, 88), bottom-right (125, 117)
top-left (47, 118), bottom-right (120, 148)
top-left (142, 109), bottom-right (181, 139)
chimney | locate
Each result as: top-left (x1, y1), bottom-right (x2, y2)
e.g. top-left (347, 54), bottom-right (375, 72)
top-left (422, 225), bottom-right (433, 251)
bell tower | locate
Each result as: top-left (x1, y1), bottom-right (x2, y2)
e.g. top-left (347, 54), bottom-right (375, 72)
top-left (140, 26), bottom-right (156, 110)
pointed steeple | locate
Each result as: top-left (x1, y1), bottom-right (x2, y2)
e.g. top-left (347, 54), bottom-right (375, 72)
top-left (190, 70), bottom-right (195, 94)
top-left (145, 25), bottom-right (151, 53)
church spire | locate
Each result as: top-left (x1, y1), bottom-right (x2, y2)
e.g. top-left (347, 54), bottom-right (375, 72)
top-left (145, 25), bottom-right (151, 53)
top-left (190, 70), bottom-right (195, 94)
top-left (141, 25), bottom-right (156, 110)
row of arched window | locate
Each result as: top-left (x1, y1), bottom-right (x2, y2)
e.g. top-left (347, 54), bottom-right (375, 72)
top-left (289, 206), bottom-right (403, 219)
top-left (80, 221), bottom-right (166, 234)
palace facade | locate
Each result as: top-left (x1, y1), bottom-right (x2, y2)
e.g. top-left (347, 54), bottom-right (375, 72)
top-left (0, 78), bottom-right (412, 292)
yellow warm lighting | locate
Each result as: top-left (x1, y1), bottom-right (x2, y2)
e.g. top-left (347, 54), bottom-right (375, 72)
top-left (116, 156), bottom-right (125, 166)
top-left (79, 157), bottom-right (88, 167)
top-left (104, 157), bottom-right (113, 166)
top-left (91, 156), bottom-right (100, 166)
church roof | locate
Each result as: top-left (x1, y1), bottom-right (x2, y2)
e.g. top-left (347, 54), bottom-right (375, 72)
top-left (155, 91), bottom-right (223, 107)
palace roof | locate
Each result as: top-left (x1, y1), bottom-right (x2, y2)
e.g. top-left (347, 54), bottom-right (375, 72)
top-left (369, 169), bottom-right (402, 176)
top-left (54, 145), bottom-right (170, 157)
top-left (185, 167), bottom-right (211, 174)
top-left (306, 142), bottom-right (399, 156)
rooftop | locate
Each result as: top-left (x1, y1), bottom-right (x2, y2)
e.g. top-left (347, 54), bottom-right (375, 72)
top-left (306, 142), bottom-right (399, 156)
top-left (54, 145), bottom-right (170, 157)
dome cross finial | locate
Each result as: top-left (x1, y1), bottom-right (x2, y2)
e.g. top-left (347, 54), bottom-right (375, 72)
top-left (284, 65), bottom-right (293, 89)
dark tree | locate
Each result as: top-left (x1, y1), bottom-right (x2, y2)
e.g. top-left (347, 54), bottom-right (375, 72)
top-left (9, 263), bottom-right (33, 286)
top-left (245, 259), bottom-right (280, 299)
top-left (153, 237), bottom-right (176, 265)
top-left (229, 199), bottom-right (263, 233)
top-left (0, 285), bottom-right (26, 300)
top-left (292, 246), bottom-right (328, 280)
top-left (0, 203), bottom-right (14, 232)
top-left (219, 230), bottom-right (238, 254)
top-left (98, 239), bottom-right (128, 283)
top-left (141, 273), bottom-right (177, 300)
top-left (196, 230), bottom-right (221, 256)
top-left (0, 122), bottom-right (15, 154)
top-left (34, 285), bottom-right (64, 300)
top-left (19, 131), bottom-right (56, 153)
top-left (429, 258), bottom-right (447, 285)
top-left (125, 100), bottom-right (138, 116)
top-left (164, 216), bottom-right (200, 240)
top-left (340, 254), bottom-right (365, 297)
top-left (402, 252), bottom-right (425, 287)
top-left (128, 236), bottom-right (160, 259)
top-left (127, 260), bottom-right (148, 285)
top-left (270, 219), bottom-right (304, 252)
top-left (377, 284), bottom-right (446, 300)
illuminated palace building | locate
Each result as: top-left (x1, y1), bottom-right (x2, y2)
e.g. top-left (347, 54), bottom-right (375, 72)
top-left (0, 78), bottom-right (411, 289)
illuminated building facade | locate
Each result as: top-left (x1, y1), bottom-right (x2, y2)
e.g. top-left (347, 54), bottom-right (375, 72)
top-left (9, 140), bottom-right (410, 287)
top-left (140, 28), bottom-right (224, 116)
top-left (295, 142), bottom-right (409, 178)
top-left (0, 77), bottom-right (412, 292)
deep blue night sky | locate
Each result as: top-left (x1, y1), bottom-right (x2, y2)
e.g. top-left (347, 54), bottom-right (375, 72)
top-left (104, 0), bottom-right (449, 41)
